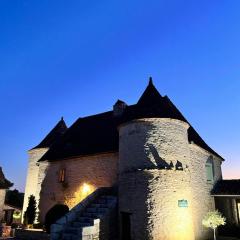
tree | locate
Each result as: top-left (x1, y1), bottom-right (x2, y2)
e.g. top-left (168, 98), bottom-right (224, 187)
top-left (202, 210), bottom-right (226, 240)
top-left (5, 189), bottom-right (24, 208)
top-left (24, 195), bottom-right (37, 225)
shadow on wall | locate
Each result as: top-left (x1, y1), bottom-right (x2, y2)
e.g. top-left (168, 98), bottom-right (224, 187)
top-left (148, 144), bottom-right (184, 170)
top-left (119, 122), bottom-right (194, 240)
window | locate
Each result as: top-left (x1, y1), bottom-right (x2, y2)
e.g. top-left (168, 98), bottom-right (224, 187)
top-left (205, 157), bottom-right (214, 183)
top-left (59, 169), bottom-right (65, 183)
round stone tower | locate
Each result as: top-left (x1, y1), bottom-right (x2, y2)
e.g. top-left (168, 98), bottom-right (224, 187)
top-left (118, 118), bottom-right (195, 240)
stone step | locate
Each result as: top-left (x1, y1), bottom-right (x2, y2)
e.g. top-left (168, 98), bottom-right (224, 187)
top-left (76, 217), bottom-right (94, 224)
top-left (90, 203), bottom-right (108, 208)
top-left (96, 196), bottom-right (117, 204)
top-left (85, 207), bottom-right (97, 213)
top-left (64, 226), bottom-right (82, 235)
top-left (82, 212), bottom-right (104, 219)
top-left (72, 221), bottom-right (92, 228)
top-left (62, 232), bottom-right (78, 240)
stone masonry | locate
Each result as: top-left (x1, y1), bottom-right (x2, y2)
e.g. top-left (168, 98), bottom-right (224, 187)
top-left (0, 189), bottom-right (6, 221)
top-left (22, 148), bottom-right (49, 222)
top-left (118, 118), bottom-right (223, 240)
top-left (38, 153), bottom-right (118, 223)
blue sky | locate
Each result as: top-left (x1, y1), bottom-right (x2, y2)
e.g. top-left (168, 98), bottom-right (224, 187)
top-left (0, 0), bottom-right (239, 191)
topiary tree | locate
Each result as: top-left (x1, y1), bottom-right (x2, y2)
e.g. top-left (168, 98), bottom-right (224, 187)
top-left (24, 195), bottom-right (37, 225)
top-left (202, 210), bottom-right (226, 240)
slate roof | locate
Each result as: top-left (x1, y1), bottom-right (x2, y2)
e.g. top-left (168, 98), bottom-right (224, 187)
top-left (38, 79), bottom-right (223, 161)
top-left (0, 167), bottom-right (13, 189)
top-left (211, 180), bottom-right (240, 196)
top-left (32, 118), bottom-right (67, 150)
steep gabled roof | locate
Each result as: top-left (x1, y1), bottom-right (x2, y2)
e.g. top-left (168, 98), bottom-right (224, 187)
top-left (39, 79), bottom-right (223, 161)
top-left (0, 167), bottom-right (13, 189)
top-left (211, 180), bottom-right (240, 195)
top-left (32, 118), bottom-right (67, 150)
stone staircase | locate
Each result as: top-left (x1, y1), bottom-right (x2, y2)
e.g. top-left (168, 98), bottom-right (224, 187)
top-left (51, 188), bottom-right (117, 240)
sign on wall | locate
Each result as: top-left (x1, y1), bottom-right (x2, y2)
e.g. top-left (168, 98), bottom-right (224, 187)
top-left (178, 199), bottom-right (188, 208)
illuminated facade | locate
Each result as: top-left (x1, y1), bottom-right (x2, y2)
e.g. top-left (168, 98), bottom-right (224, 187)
top-left (23, 79), bottom-right (236, 240)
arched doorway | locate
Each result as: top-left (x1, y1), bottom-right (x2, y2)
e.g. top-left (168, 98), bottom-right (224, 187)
top-left (45, 204), bottom-right (69, 233)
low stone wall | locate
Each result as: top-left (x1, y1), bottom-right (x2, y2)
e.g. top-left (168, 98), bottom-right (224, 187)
top-left (15, 229), bottom-right (49, 240)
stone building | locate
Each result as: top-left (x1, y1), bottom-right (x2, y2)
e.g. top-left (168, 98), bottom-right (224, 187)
top-left (23, 79), bottom-right (240, 240)
top-left (0, 167), bottom-right (13, 221)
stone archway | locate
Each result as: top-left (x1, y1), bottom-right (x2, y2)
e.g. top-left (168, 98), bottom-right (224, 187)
top-left (45, 204), bottom-right (69, 233)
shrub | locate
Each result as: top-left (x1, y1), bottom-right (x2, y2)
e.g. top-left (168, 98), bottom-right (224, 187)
top-left (202, 210), bottom-right (226, 240)
top-left (24, 195), bottom-right (37, 225)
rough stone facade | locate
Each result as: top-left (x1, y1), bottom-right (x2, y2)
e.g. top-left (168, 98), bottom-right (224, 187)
top-left (189, 144), bottom-right (222, 240)
top-left (0, 189), bottom-right (6, 221)
top-left (118, 118), bottom-right (223, 240)
top-left (22, 148), bottom-right (49, 222)
top-left (38, 153), bottom-right (118, 222)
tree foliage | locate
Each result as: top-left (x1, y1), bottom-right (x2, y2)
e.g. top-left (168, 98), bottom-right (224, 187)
top-left (5, 189), bottom-right (24, 208)
top-left (24, 195), bottom-right (37, 225)
top-left (202, 210), bottom-right (226, 240)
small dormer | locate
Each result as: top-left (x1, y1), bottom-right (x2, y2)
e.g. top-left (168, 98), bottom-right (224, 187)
top-left (113, 99), bottom-right (127, 116)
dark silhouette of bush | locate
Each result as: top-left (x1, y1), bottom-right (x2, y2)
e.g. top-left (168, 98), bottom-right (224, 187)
top-left (6, 189), bottom-right (24, 208)
top-left (24, 195), bottom-right (36, 224)
top-left (45, 204), bottom-right (69, 233)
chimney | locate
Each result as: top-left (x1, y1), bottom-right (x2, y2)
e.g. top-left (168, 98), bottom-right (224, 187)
top-left (113, 100), bottom-right (127, 116)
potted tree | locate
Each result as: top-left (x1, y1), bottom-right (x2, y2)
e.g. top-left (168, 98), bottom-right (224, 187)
top-left (202, 210), bottom-right (226, 240)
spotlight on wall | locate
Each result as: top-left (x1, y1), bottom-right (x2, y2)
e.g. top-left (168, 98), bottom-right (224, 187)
top-left (82, 183), bottom-right (92, 194)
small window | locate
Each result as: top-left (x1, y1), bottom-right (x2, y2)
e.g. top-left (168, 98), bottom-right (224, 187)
top-left (205, 157), bottom-right (214, 182)
top-left (59, 169), bottom-right (65, 183)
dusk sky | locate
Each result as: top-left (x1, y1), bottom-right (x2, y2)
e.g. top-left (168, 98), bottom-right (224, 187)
top-left (0, 0), bottom-right (239, 192)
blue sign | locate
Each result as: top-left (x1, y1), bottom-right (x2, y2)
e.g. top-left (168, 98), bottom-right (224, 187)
top-left (178, 199), bottom-right (188, 208)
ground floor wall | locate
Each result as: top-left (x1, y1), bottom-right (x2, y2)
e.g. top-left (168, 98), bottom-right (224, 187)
top-left (38, 153), bottom-right (118, 223)
top-left (119, 169), bottom-right (195, 240)
top-left (0, 190), bottom-right (6, 221)
top-left (189, 144), bottom-right (223, 240)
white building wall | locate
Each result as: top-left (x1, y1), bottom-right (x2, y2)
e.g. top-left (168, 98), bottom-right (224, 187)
top-left (0, 189), bottom-right (6, 221)
top-left (22, 148), bottom-right (48, 223)
top-left (119, 118), bottom-right (195, 240)
top-left (189, 143), bottom-right (223, 240)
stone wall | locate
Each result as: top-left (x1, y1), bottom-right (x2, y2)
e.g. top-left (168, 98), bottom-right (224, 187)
top-left (38, 153), bottom-right (118, 223)
top-left (189, 143), bottom-right (222, 240)
top-left (22, 148), bottom-right (49, 223)
top-left (119, 118), bottom-right (195, 240)
top-left (119, 169), bottom-right (195, 240)
top-left (118, 118), bottom-right (223, 240)
top-left (0, 189), bottom-right (6, 221)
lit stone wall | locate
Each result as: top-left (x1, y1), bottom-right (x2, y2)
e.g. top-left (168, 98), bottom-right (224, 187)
top-left (119, 118), bottom-right (195, 240)
top-left (22, 148), bottom-right (49, 223)
top-left (119, 118), bottom-right (223, 240)
top-left (119, 169), bottom-right (195, 240)
top-left (189, 144), bottom-right (223, 240)
top-left (38, 153), bottom-right (118, 223)
top-left (0, 189), bottom-right (6, 221)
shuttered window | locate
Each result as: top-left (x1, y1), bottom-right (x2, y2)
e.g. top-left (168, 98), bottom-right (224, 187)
top-left (205, 163), bottom-right (214, 182)
top-left (59, 169), bottom-right (65, 183)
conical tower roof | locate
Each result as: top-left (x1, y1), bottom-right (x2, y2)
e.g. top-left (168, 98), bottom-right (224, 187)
top-left (0, 167), bottom-right (13, 189)
top-left (137, 77), bottom-right (162, 106)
